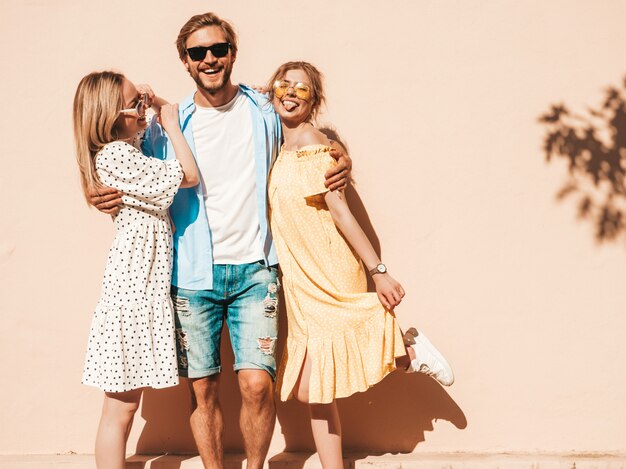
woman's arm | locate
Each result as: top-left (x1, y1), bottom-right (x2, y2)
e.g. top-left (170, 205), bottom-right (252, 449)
top-left (324, 190), bottom-right (405, 309)
top-left (159, 104), bottom-right (199, 188)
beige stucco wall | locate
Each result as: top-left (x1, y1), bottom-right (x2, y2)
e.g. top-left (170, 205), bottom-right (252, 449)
top-left (1, 0), bottom-right (625, 458)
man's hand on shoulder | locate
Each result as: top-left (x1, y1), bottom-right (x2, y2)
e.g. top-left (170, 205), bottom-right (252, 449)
top-left (88, 186), bottom-right (123, 216)
top-left (248, 84), bottom-right (268, 94)
top-left (325, 141), bottom-right (352, 191)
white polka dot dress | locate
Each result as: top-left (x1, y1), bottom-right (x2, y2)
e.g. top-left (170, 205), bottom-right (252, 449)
top-left (81, 138), bottom-right (183, 393)
top-left (268, 145), bottom-right (406, 404)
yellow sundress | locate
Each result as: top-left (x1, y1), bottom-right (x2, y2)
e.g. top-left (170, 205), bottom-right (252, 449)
top-left (268, 144), bottom-right (406, 404)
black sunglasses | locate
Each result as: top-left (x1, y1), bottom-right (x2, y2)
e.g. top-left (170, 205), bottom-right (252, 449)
top-left (186, 42), bottom-right (231, 61)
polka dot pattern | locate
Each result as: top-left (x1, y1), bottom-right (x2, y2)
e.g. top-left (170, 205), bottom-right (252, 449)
top-left (81, 139), bottom-right (183, 393)
top-left (268, 144), bottom-right (406, 404)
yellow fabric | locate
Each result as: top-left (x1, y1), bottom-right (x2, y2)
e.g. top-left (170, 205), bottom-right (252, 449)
top-left (269, 144), bottom-right (406, 404)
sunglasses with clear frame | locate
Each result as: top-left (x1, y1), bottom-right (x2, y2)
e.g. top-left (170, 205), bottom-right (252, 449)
top-left (119, 94), bottom-right (149, 117)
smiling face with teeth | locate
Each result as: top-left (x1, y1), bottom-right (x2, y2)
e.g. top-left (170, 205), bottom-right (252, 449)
top-left (272, 69), bottom-right (315, 127)
top-left (183, 26), bottom-right (236, 98)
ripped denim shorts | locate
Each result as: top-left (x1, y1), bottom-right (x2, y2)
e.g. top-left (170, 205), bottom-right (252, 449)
top-left (171, 261), bottom-right (280, 379)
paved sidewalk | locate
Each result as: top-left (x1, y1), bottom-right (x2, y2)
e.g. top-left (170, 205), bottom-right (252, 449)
top-left (1, 452), bottom-right (625, 468)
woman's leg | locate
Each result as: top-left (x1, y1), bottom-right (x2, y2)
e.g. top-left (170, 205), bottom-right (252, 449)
top-left (95, 388), bottom-right (143, 469)
top-left (293, 352), bottom-right (343, 469)
top-left (395, 330), bottom-right (416, 370)
top-left (309, 402), bottom-right (343, 469)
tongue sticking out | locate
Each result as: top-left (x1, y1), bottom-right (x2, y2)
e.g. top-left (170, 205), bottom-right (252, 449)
top-left (282, 100), bottom-right (298, 111)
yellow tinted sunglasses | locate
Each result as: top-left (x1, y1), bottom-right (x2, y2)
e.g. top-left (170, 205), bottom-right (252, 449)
top-left (273, 80), bottom-right (312, 101)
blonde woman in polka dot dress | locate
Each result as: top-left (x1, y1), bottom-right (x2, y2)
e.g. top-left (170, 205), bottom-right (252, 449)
top-left (73, 71), bottom-right (199, 469)
top-left (267, 62), bottom-right (454, 469)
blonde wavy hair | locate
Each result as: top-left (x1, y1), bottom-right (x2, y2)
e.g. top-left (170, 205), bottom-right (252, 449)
top-left (72, 71), bottom-right (125, 203)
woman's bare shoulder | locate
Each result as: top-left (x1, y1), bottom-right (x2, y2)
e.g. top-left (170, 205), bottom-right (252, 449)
top-left (296, 125), bottom-right (331, 147)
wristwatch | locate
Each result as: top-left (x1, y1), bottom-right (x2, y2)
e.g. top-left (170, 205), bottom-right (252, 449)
top-left (369, 263), bottom-right (387, 276)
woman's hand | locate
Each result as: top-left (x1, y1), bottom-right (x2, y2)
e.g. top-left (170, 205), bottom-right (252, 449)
top-left (373, 273), bottom-right (405, 310)
top-left (159, 103), bottom-right (180, 133)
top-left (135, 83), bottom-right (155, 107)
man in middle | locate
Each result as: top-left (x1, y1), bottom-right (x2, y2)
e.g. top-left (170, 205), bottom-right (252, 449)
top-left (142, 12), bottom-right (351, 469)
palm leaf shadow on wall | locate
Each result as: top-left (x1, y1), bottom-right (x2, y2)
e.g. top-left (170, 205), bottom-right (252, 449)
top-left (539, 76), bottom-right (626, 242)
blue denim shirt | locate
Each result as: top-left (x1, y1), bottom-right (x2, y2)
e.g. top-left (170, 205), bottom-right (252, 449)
top-left (142, 85), bottom-right (282, 290)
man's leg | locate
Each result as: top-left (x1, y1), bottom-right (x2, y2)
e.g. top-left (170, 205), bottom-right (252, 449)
top-left (189, 375), bottom-right (224, 469)
top-left (238, 370), bottom-right (276, 469)
top-left (226, 262), bottom-right (280, 469)
top-left (172, 283), bottom-right (226, 469)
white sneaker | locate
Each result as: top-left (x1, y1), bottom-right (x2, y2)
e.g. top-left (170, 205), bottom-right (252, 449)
top-left (403, 327), bottom-right (454, 386)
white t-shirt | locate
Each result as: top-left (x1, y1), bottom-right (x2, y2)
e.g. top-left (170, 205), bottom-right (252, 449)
top-left (191, 90), bottom-right (263, 264)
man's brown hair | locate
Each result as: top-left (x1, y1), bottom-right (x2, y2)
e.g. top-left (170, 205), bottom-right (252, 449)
top-left (176, 12), bottom-right (238, 60)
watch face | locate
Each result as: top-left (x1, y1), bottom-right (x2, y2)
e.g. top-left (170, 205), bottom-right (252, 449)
top-left (377, 264), bottom-right (387, 273)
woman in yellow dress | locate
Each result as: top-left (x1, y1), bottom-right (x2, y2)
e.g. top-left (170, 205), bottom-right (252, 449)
top-left (267, 62), bottom-right (453, 469)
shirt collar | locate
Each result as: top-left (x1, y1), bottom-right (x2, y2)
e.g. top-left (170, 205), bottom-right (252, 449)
top-left (180, 84), bottom-right (269, 118)
top-left (180, 92), bottom-right (196, 118)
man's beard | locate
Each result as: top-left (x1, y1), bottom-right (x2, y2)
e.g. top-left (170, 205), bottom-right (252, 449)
top-left (191, 64), bottom-right (233, 95)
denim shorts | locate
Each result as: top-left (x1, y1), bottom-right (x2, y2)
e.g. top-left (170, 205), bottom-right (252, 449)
top-left (171, 261), bottom-right (280, 379)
